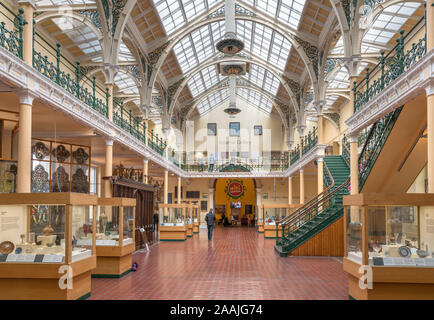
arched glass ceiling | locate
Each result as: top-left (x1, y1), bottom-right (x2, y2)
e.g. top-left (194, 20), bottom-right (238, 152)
top-left (196, 87), bottom-right (273, 116)
top-left (187, 65), bottom-right (223, 97)
top-left (119, 42), bottom-right (136, 62)
top-left (186, 63), bottom-right (280, 103)
top-left (362, 2), bottom-right (421, 46)
top-left (153, 0), bottom-right (222, 35)
top-left (51, 17), bottom-right (101, 55)
top-left (242, 64), bottom-right (280, 95)
top-left (173, 19), bottom-right (292, 74)
top-left (196, 88), bottom-right (229, 115)
top-left (114, 71), bottom-right (139, 95)
top-left (154, 1), bottom-right (305, 36)
top-left (237, 87), bottom-right (272, 114)
top-left (242, 0), bottom-right (306, 29)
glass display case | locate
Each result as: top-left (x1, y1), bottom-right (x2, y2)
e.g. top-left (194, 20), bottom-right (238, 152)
top-left (192, 203), bottom-right (200, 233)
top-left (186, 204), bottom-right (193, 237)
top-left (343, 193), bottom-right (434, 300)
top-left (158, 204), bottom-right (187, 241)
top-left (261, 204), bottom-right (301, 238)
top-left (93, 198), bottom-right (136, 277)
top-left (0, 193), bottom-right (97, 300)
top-left (257, 205), bottom-right (264, 233)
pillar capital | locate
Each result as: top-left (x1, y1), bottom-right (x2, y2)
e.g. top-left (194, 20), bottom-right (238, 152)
top-left (143, 159), bottom-right (148, 164)
top-left (255, 188), bottom-right (262, 193)
top-left (15, 89), bottom-right (35, 105)
top-left (299, 168), bottom-right (304, 173)
top-left (103, 64), bottom-right (118, 85)
top-left (164, 170), bottom-right (168, 174)
top-left (317, 157), bottom-right (324, 162)
top-left (105, 139), bottom-right (114, 147)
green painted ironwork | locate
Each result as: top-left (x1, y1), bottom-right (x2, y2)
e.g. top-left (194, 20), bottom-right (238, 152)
top-left (354, 17), bottom-right (426, 112)
top-left (358, 106), bottom-right (403, 191)
top-left (289, 127), bottom-right (318, 166)
top-left (0, 4), bottom-right (24, 58)
top-left (275, 156), bottom-right (350, 255)
top-left (32, 32), bottom-right (109, 118)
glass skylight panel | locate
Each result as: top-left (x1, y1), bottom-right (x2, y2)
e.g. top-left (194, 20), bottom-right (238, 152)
top-left (235, 20), bottom-right (253, 52)
top-left (154, 0), bottom-right (184, 35)
top-left (119, 42), bottom-right (136, 62)
top-left (182, 0), bottom-right (206, 21)
top-left (173, 36), bottom-right (196, 72)
top-left (327, 66), bottom-right (349, 89)
top-left (269, 32), bottom-right (291, 69)
top-left (251, 24), bottom-right (272, 59)
top-left (363, 2), bottom-right (421, 45)
top-left (257, 0), bottom-right (278, 17)
top-left (196, 89), bottom-right (228, 115)
top-left (331, 36), bottom-right (344, 55)
top-left (237, 88), bottom-right (272, 114)
top-left (245, 65), bottom-right (279, 96)
top-left (277, 0), bottom-right (306, 29)
top-left (115, 72), bottom-right (138, 95)
top-left (187, 66), bottom-right (220, 98)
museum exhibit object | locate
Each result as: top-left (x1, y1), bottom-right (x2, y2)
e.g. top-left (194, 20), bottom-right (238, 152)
top-left (262, 204), bottom-right (301, 238)
top-left (92, 197), bottom-right (136, 278)
top-left (343, 193), bottom-right (434, 300)
top-left (0, 193), bottom-right (97, 300)
top-left (158, 203), bottom-right (187, 241)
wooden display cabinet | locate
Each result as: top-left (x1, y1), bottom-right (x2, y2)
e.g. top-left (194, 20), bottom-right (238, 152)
top-left (343, 193), bottom-right (434, 300)
top-left (186, 204), bottom-right (193, 238)
top-left (158, 203), bottom-right (187, 241)
top-left (192, 203), bottom-right (200, 234)
top-left (92, 197), bottom-right (136, 278)
top-left (0, 193), bottom-right (97, 300)
top-left (262, 204), bottom-right (301, 238)
top-left (257, 205), bottom-right (264, 233)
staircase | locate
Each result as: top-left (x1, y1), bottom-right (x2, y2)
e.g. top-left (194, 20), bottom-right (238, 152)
top-left (275, 107), bottom-right (403, 257)
top-left (275, 156), bottom-right (349, 257)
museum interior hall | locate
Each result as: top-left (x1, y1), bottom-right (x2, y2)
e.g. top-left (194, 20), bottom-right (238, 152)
top-left (0, 0), bottom-right (433, 301)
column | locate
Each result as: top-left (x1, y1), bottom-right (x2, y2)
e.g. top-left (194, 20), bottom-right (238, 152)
top-left (349, 134), bottom-right (359, 195)
top-left (317, 157), bottom-right (324, 195)
top-left (427, 0), bottom-right (434, 192)
top-left (97, 166), bottom-right (102, 197)
top-left (288, 177), bottom-right (293, 204)
top-left (299, 169), bottom-right (305, 204)
top-left (107, 84), bottom-right (113, 121)
top-left (177, 176), bottom-right (181, 204)
top-left (208, 188), bottom-right (214, 211)
top-left (104, 139), bottom-right (113, 198)
top-left (317, 114), bottom-right (324, 145)
top-left (19, 1), bottom-right (34, 65)
top-left (143, 159), bottom-right (148, 184)
top-left (256, 187), bottom-right (262, 224)
top-left (16, 90), bottom-right (34, 193)
top-left (164, 170), bottom-right (168, 204)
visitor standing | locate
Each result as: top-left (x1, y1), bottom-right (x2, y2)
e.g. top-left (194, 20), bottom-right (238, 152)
top-left (153, 210), bottom-right (159, 232)
top-left (205, 209), bottom-right (216, 240)
top-left (209, 154), bottom-right (215, 172)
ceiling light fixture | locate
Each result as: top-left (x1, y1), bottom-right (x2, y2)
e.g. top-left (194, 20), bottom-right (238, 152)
top-left (224, 75), bottom-right (241, 115)
top-left (216, 0), bottom-right (244, 55)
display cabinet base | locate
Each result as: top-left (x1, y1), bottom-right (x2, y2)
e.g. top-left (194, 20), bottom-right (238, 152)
top-left (193, 223), bottom-right (199, 233)
top-left (92, 268), bottom-right (131, 279)
top-left (160, 226), bottom-right (187, 241)
top-left (77, 292), bottom-right (91, 300)
top-left (264, 226), bottom-right (282, 239)
top-left (344, 258), bottom-right (434, 300)
top-left (0, 256), bottom-right (96, 300)
top-left (92, 254), bottom-right (132, 277)
top-left (187, 225), bottom-right (193, 237)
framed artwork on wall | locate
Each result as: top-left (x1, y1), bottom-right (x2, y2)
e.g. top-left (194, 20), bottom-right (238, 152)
top-left (207, 123), bottom-right (217, 136)
top-left (254, 125), bottom-right (262, 135)
top-left (229, 122), bottom-right (240, 136)
top-left (201, 200), bottom-right (208, 211)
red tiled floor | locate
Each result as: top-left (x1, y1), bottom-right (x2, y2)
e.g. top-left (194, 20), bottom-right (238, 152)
top-left (89, 226), bottom-right (348, 300)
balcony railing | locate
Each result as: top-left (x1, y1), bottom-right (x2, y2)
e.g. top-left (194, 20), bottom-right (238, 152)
top-left (32, 32), bottom-right (109, 118)
top-left (0, 3), bottom-right (23, 59)
top-left (354, 17), bottom-right (427, 112)
top-left (289, 127), bottom-right (318, 165)
top-left (181, 158), bottom-right (289, 173)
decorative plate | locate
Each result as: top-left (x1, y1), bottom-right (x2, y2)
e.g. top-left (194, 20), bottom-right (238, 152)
top-left (398, 246), bottom-right (412, 258)
top-left (72, 148), bottom-right (89, 164)
top-left (32, 141), bottom-right (50, 160)
top-left (416, 250), bottom-right (429, 258)
top-left (52, 145), bottom-right (70, 163)
top-left (0, 241), bottom-right (15, 254)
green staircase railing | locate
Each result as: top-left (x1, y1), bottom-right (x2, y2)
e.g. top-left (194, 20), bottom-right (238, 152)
top-left (289, 127), bottom-right (317, 165)
top-left (354, 17), bottom-right (426, 112)
top-left (275, 157), bottom-right (350, 255)
top-left (358, 106), bottom-right (403, 191)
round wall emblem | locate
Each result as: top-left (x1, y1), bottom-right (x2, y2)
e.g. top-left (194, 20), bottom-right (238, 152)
top-left (225, 180), bottom-right (245, 199)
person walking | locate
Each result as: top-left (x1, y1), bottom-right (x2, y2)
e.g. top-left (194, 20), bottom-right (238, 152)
top-left (205, 209), bottom-right (216, 240)
top-left (153, 210), bottom-right (159, 232)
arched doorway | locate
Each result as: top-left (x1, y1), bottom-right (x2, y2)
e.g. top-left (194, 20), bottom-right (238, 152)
top-left (213, 178), bottom-right (256, 225)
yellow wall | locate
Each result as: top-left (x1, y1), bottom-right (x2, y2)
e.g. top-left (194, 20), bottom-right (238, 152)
top-left (214, 178), bottom-right (255, 220)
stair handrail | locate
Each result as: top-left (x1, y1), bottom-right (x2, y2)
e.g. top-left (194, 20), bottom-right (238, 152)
top-left (276, 161), bottom-right (335, 228)
top-left (278, 176), bottom-right (350, 240)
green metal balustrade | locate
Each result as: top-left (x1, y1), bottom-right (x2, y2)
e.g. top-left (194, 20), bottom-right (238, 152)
top-left (354, 17), bottom-right (427, 112)
top-left (32, 32), bottom-right (109, 118)
top-left (289, 127), bottom-right (318, 166)
top-left (0, 3), bottom-right (23, 58)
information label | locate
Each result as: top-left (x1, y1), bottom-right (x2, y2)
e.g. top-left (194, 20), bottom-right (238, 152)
top-left (6, 254), bottom-right (36, 263)
top-left (42, 254), bottom-right (64, 263)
